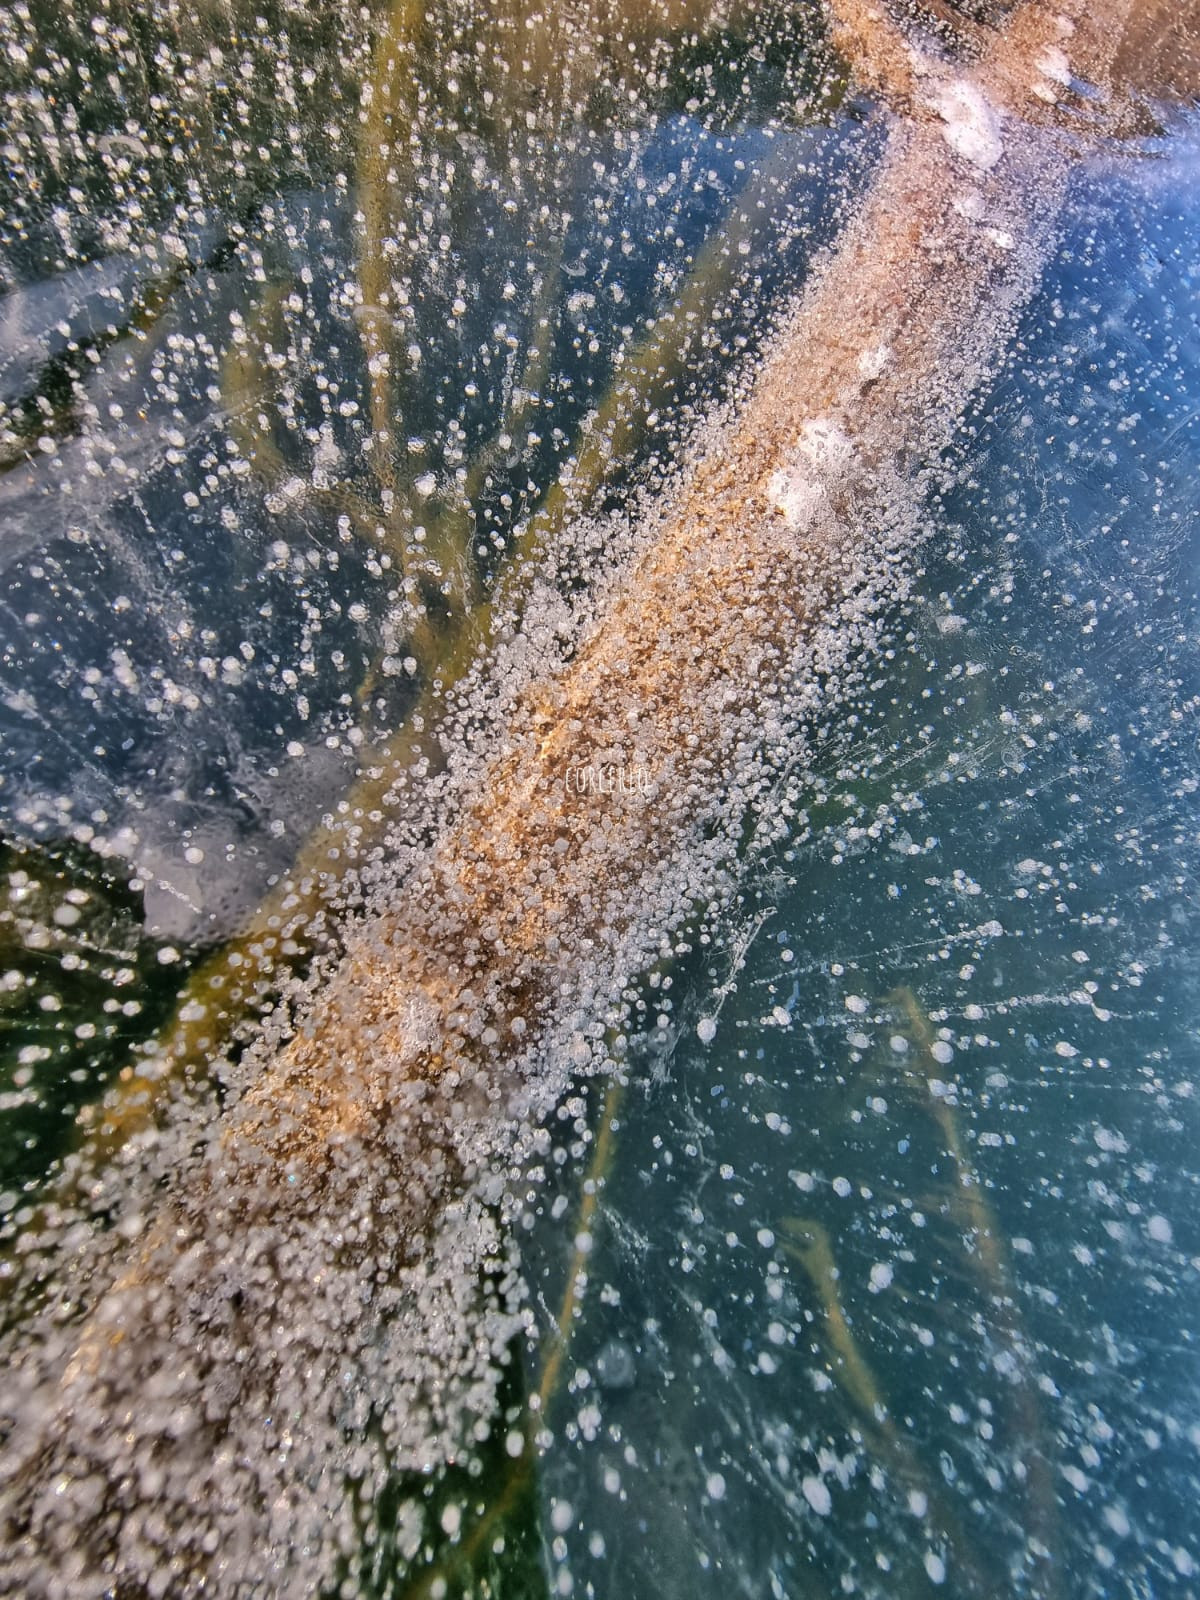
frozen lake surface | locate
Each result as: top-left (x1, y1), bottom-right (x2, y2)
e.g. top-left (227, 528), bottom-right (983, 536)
top-left (1, 3), bottom-right (1199, 1596)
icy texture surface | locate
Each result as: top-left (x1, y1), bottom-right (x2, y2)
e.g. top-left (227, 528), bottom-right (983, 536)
top-left (518, 125), bottom-right (1200, 1600)
top-left (0, 2), bottom-right (1198, 1598)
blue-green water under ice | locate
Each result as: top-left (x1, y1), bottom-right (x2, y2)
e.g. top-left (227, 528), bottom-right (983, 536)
top-left (519, 122), bottom-right (1200, 1600)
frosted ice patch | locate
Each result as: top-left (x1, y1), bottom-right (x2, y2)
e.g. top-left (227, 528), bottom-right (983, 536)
top-left (934, 80), bottom-right (1003, 171)
top-left (798, 416), bottom-right (853, 469)
top-left (767, 418), bottom-right (853, 529)
top-left (953, 188), bottom-right (987, 223)
top-left (857, 343), bottom-right (892, 381)
top-left (1037, 46), bottom-right (1071, 84)
top-left (1094, 1126), bottom-right (1129, 1154)
top-left (766, 467), bottom-right (822, 529)
top-left (392, 989), bottom-right (444, 1060)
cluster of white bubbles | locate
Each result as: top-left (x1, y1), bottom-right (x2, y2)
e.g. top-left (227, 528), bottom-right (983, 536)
top-left (0, 0), bottom-right (860, 1592)
top-left (0, 1), bottom-right (1197, 1598)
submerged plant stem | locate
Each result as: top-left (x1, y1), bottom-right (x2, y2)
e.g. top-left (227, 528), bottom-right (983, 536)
top-left (53, 137), bottom-right (792, 1196)
top-left (398, 1073), bottom-right (625, 1600)
top-left (888, 982), bottom-right (1063, 1597)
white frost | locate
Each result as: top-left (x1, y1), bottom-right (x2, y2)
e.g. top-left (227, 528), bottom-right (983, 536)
top-left (934, 80), bottom-right (1004, 171)
top-left (1037, 46), bottom-right (1071, 85)
top-left (857, 343), bottom-right (892, 381)
top-left (767, 418), bottom-right (854, 530)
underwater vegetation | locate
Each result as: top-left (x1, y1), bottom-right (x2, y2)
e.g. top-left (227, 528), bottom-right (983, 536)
top-left (1, 0), bottom-right (1199, 1595)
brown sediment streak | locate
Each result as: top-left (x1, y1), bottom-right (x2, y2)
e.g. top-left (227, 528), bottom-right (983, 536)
top-left (296, 0), bottom-right (1129, 1070)
top-left (0, 2), bottom-right (1165, 1595)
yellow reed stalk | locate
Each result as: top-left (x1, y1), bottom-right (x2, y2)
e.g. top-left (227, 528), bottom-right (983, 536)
top-left (780, 1213), bottom-right (995, 1593)
top-left (355, 0), bottom-right (425, 577)
top-left (887, 982), bottom-right (1062, 1595)
top-left (398, 1073), bottom-right (625, 1600)
top-left (780, 1216), bottom-right (889, 1421)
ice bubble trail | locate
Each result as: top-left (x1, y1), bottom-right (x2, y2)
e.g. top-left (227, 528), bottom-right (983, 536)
top-left (0, 0), bottom-right (1183, 1593)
